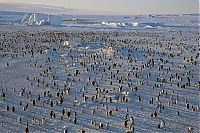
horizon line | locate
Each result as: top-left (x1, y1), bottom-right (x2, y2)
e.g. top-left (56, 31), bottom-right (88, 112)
top-left (0, 2), bottom-right (199, 16)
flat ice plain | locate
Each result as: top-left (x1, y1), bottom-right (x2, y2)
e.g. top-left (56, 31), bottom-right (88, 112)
top-left (0, 11), bottom-right (199, 133)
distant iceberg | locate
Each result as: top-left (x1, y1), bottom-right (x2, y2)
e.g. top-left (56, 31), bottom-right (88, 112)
top-left (140, 22), bottom-right (164, 28)
top-left (102, 21), bottom-right (164, 28)
top-left (131, 22), bottom-right (139, 27)
top-left (21, 13), bottom-right (62, 26)
top-left (102, 21), bottom-right (139, 28)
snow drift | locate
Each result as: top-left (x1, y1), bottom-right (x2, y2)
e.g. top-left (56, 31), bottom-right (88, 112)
top-left (21, 13), bottom-right (62, 26)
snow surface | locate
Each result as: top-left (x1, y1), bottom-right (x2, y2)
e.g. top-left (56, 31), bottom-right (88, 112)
top-left (0, 11), bottom-right (199, 133)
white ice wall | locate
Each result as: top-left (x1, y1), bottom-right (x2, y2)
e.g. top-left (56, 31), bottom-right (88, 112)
top-left (21, 13), bottom-right (62, 26)
top-left (48, 15), bottom-right (62, 26)
top-left (34, 13), bottom-right (49, 23)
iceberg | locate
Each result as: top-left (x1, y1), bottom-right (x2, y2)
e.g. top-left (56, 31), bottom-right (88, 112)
top-left (48, 15), bottom-right (62, 26)
top-left (139, 22), bottom-right (164, 28)
top-left (102, 21), bottom-right (139, 28)
top-left (21, 13), bottom-right (62, 26)
top-left (102, 21), bottom-right (164, 28)
top-left (132, 22), bottom-right (139, 27)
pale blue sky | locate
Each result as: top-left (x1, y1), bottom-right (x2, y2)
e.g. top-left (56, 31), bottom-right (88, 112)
top-left (0, 0), bottom-right (199, 15)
